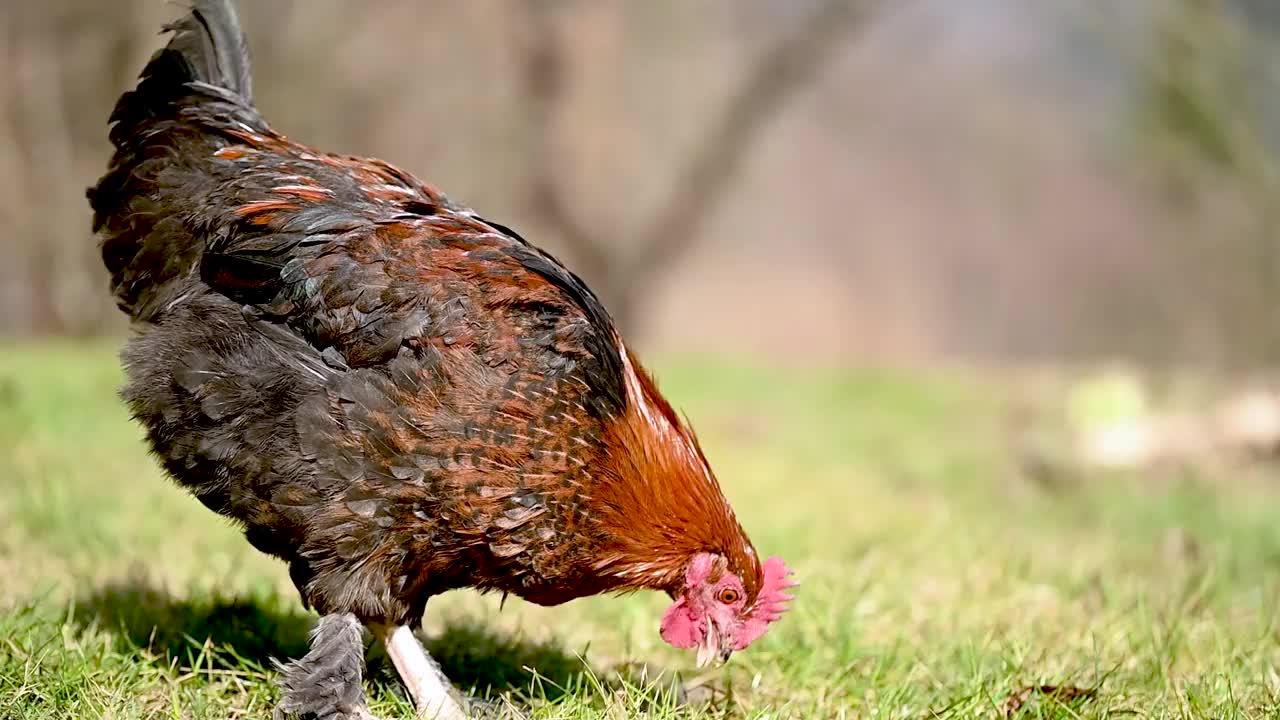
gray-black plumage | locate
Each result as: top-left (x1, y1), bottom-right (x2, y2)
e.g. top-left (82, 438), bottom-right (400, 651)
top-left (274, 614), bottom-right (371, 720)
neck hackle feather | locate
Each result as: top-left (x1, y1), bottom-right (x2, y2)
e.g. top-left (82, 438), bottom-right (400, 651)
top-left (591, 348), bottom-right (762, 602)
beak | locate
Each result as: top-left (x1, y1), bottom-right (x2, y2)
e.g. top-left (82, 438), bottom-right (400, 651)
top-left (695, 621), bottom-right (734, 668)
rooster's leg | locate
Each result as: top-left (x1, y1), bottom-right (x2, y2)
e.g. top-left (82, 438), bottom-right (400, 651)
top-left (275, 613), bottom-right (379, 720)
top-left (373, 624), bottom-right (470, 720)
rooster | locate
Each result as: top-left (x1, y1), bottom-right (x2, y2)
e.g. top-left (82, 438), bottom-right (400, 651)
top-left (88, 2), bottom-right (794, 718)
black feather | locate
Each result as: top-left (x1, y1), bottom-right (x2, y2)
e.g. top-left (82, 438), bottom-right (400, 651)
top-left (274, 613), bottom-right (370, 720)
top-left (89, 0), bottom-right (264, 320)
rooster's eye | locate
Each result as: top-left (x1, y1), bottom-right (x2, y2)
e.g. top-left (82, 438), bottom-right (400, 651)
top-left (716, 587), bottom-right (740, 604)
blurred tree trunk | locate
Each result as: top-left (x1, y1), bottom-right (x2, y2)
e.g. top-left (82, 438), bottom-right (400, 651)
top-left (0, 0), bottom-right (151, 336)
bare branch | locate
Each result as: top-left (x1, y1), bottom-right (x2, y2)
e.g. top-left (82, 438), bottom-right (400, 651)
top-left (516, 0), bottom-right (888, 332)
top-left (628, 0), bottom-right (883, 289)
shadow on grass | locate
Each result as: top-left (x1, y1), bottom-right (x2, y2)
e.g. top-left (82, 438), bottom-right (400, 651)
top-left (68, 578), bottom-right (594, 702)
top-left (70, 579), bottom-right (312, 668)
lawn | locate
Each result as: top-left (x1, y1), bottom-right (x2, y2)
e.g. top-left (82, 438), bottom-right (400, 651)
top-left (1, 341), bottom-right (1278, 719)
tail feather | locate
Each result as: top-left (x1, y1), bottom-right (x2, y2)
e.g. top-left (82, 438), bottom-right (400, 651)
top-left (90, 0), bottom-right (259, 321)
top-left (165, 0), bottom-right (253, 100)
top-left (107, 0), bottom-right (253, 150)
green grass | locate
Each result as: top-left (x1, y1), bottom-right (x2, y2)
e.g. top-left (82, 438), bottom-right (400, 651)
top-left (1, 341), bottom-right (1279, 719)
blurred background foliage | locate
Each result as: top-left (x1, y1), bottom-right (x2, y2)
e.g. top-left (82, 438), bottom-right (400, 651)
top-left (1, 0), bottom-right (1278, 371)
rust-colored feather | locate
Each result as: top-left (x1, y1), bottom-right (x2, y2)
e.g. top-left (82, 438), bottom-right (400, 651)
top-left (589, 349), bottom-right (762, 601)
top-left (235, 199), bottom-right (297, 216)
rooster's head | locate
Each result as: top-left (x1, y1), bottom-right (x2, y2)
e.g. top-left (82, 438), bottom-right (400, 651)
top-left (659, 551), bottom-right (794, 666)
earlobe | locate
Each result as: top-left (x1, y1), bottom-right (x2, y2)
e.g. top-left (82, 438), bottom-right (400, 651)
top-left (659, 596), bottom-right (703, 649)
